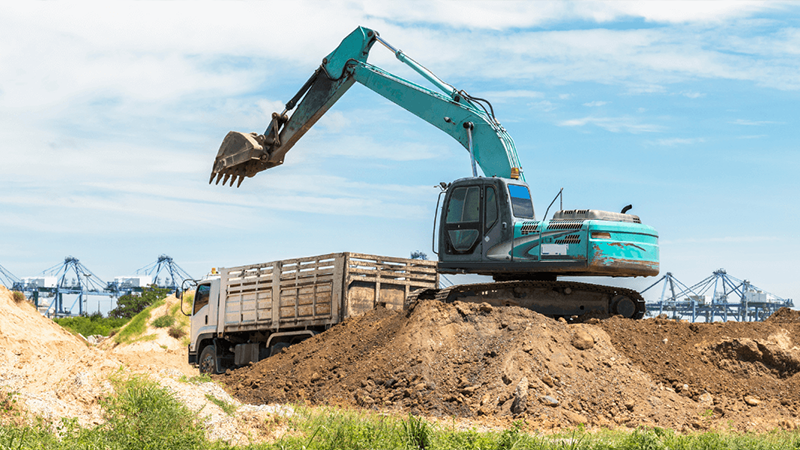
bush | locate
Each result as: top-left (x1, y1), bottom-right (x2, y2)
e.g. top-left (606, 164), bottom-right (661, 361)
top-left (109, 286), bottom-right (170, 319)
top-left (167, 326), bottom-right (186, 339)
top-left (11, 291), bottom-right (25, 303)
top-left (152, 314), bottom-right (175, 328)
top-left (113, 299), bottom-right (166, 345)
top-left (54, 315), bottom-right (129, 337)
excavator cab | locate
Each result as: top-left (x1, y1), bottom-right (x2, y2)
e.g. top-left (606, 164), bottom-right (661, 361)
top-left (437, 177), bottom-right (659, 281)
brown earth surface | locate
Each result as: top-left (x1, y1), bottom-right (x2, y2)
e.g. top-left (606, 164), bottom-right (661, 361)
top-left (0, 287), bottom-right (286, 445)
top-left (221, 301), bottom-right (800, 433)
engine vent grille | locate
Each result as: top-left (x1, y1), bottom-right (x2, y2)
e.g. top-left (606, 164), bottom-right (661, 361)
top-left (555, 234), bottom-right (581, 244)
top-left (546, 220), bottom-right (584, 230)
top-left (520, 221), bottom-right (540, 235)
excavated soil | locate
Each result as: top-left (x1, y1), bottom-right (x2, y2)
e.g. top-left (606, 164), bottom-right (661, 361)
top-left (0, 287), bottom-right (287, 445)
top-left (222, 302), bottom-right (800, 432)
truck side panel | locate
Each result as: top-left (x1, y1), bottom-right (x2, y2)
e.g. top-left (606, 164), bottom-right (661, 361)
top-left (218, 253), bottom-right (438, 336)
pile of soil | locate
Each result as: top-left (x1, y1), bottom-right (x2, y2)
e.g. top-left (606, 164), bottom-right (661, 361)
top-left (222, 300), bottom-right (800, 432)
top-left (0, 288), bottom-right (282, 444)
top-left (0, 286), bottom-right (118, 425)
top-left (101, 295), bottom-right (195, 377)
top-left (599, 313), bottom-right (800, 431)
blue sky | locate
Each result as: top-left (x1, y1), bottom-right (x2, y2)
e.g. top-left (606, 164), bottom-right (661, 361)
top-left (1, 1), bottom-right (798, 307)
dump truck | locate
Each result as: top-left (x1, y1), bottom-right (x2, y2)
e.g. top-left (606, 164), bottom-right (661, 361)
top-left (183, 252), bottom-right (437, 373)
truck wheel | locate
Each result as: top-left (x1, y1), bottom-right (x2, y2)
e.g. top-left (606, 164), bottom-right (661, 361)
top-left (199, 345), bottom-right (219, 374)
top-left (269, 342), bottom-right (290, 357)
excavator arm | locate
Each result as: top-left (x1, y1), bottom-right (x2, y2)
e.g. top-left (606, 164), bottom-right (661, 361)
top-left (210, 26), bottom-right (524, 187)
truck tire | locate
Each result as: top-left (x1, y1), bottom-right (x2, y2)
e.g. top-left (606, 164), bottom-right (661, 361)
top-left (199, 345), bottom-right (220, 374)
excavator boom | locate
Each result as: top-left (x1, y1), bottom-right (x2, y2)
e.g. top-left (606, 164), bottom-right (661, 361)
top-left (210, 26), bottom-right (524, 187)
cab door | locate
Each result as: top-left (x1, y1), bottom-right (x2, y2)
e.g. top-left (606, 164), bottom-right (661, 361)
top-left (442, 184), bottom-right (483, 256)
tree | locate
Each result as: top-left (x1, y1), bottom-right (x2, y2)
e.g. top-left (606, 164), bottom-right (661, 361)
top-left (109, 286), bottom-right (170, 319)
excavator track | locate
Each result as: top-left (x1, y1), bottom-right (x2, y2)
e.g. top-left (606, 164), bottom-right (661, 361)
top-left (408, 280), bottom-right (645, 320)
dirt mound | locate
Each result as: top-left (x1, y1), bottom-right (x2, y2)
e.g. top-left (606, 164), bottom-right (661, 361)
top-left (220, 301), bottom-right (800, 432)
top-left (599, 316), bottom-right (800, 431)
top-left (0, 286), bottom-right (119, 425)
top-left (766, 307), bottom-right (800, 323)
top-left (222, 301), bottom-right (714, 430)
top-left (102, 294), bottom-right (194, 377)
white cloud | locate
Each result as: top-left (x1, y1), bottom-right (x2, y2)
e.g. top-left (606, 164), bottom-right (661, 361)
top-left (558, 116), bottom-right (663, 133)
top-left (731, 119), bottom-right (784, 125)
top-left (583, 101), bottom-right (609, 107)
top-left (650, 137), bottom-right (706, 146)
top-left (528, 100), bottom-right (556, 112)
top-left (681, 91), bottom-right (706, 98)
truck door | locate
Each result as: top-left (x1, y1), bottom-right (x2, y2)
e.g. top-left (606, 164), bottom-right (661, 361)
top-left (443, 184), bottom-right (483, 256)
top-left (190, 282), bottom-right (218, 351)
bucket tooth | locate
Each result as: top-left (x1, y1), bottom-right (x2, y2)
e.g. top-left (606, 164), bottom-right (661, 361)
top-left (208, 172), bottom-right (215, 184)
top-left (222, 173), bottom-right (231, 185)
top-left (215, 172), bottom-right (224, 185)
top-left (236, 174), bottom-right (245, 188)
top-left (229, 173), bottom-right (238, 187)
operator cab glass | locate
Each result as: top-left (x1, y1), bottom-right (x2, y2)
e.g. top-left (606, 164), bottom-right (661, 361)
top-left (508, 184), bottom-right (534, 219)
top-left (193, 284), bottom-right (210, 315)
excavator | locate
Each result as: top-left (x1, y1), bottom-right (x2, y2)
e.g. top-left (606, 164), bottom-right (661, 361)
top-left (209, 26), bottom-right (659, 319)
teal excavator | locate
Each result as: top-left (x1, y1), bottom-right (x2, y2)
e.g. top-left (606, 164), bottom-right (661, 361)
top-left (209, 26), bottom-right (659, 319)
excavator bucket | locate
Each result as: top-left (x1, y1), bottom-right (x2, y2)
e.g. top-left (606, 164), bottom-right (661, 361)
top-left (209, 131), bottom-right (269, 188)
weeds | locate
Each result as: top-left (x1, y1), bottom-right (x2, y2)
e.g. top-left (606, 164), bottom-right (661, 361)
top-left (179, 373), bottom-right (213, 384)
top-left (11, 291), bottom-right (25, 303)
top-left (113, 299), bottom-right (165, 344)
top-left (168, 325), bottom-right (186, 339)
top-left (403, 414), bottom-right (431, 450)
top-left (205, 394), bottom-right (238, 416)
top-left (152, 314), bottom-right (175, 328)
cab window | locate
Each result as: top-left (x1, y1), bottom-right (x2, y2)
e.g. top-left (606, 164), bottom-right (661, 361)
top-left (507, 184), bottom-right (534, 219)
top-left (485, 186), bottom-right (498, 231)
top-left (193, 284), bottom-right (210, 315)
top-left (446, 186), bottom-right (481, 223)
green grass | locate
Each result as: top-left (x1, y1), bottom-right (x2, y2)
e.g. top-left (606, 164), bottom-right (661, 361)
top-left (2, 386), bottom-right (800, 449)
top-left (0, 374), bottom-right (225, 450)
top-left (113, 299), bottom-right (165, 344)
top-left (205, 394), bottom-right (238, 416)
top-left (54, 315), bottom-right (129, 337)
top-left (152, 314), bottom-right (175, 328)
top-left (178, 373), bottom-right (213, 384)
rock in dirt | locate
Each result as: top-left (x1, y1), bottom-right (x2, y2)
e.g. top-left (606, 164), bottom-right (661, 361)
top-left (540, 395), bottom-right (559, 407)
top-left (744, 396), bottom-right (761, 406)
top-left (571, 330), bottom-right (594, 350)
top-left (511, 377), bottom-right (528, 414)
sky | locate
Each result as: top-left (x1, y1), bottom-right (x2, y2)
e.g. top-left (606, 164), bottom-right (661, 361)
top-left (1, 1), bottom-right (798, 312)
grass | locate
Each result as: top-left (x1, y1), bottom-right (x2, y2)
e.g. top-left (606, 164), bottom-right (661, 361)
top-left (113, 299), bottom-right (165, 344)
top-left (54, 315), bottom-right (129, 337)
top-left (205, 394), bottom-right (238, 416)
top-left (11, 291), bottom-right (25, 303)
top-left (2, 380), bottom-right (800, 449)
top-left (152, 314), bottom-right (175, 328)
top-left (178, 373), bottom-right (213, 384)
top-left (0, 374), bottom-right (223, 450)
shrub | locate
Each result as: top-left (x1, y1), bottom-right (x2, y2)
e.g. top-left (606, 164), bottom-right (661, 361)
top-left (54, 315), bottom-right (129, 337)
top-left (152, 314), bottom-right (175, 328)
top-left (109, 286), bottom-right (170, 319)
top-left (167, 326), bottom-right (186, 339)
top-left (11, 291), bottom-right (25, 303)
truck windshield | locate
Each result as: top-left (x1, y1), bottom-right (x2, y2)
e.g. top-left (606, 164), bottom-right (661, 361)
top-left (193, 284), bottom-right (210, 315)
top-left (508, 184), bottom-right (534, 219)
